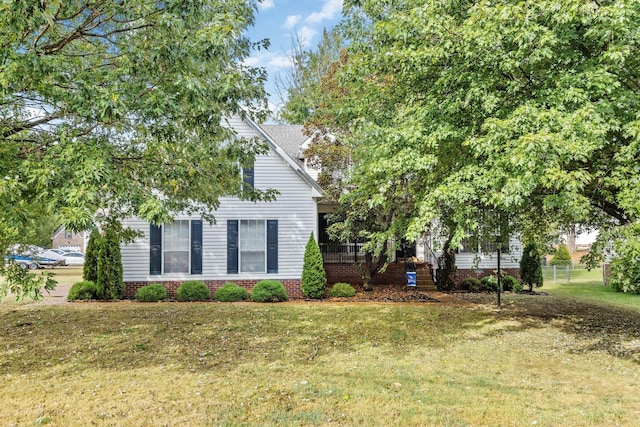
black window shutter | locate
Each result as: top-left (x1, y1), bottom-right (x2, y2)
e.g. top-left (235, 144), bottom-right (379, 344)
top-left (191, 220), bottom-right (202, 274)
top-left (227, 220), bottom-right (239, 274)
top-left (267, 219), bottom-right (278, 273)
top-left (150, 224), bottom-right (162, 275)
top-left (243, 161), bottom-right (254, 188)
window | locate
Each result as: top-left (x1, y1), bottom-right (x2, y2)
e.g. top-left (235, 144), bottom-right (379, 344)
top-left (227, 219), bottom-right (277, 274)
top-left (150, 220), bottom-right (202, 275)
top-left (164, 220), bottom-right (190, 273)
top-left (242, 161), bottom-right (254, 190)
top-left (240, 220), bottom-right (265, 272)
top-left (65, 230), bottom-right (73, 239)
top-left (458, 236), bottom-right (509, 254)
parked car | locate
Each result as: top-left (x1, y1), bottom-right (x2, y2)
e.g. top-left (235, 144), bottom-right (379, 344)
top-left (63, 251), bottom-right (85, 266)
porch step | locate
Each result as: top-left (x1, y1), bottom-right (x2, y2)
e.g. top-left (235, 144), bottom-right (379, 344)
top-left (414, 266), bottom-right (437, 292)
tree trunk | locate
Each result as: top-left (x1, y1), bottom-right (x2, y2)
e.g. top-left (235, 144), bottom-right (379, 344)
top-left (362, 252), bottom-right (376, 291)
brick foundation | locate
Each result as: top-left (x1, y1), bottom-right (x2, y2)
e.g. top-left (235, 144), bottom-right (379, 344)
top-left (125, 265), bottom-right (521, 300)
top-left (125, 279), bottom-right (303, 300)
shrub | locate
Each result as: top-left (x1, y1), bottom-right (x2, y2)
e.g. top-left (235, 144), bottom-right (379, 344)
top-left (502, 275), bottom-right (520, 292)
top-left (96, 226), bottom-right (123, 300)
top-left (329, 282), bottom-right (356, 297)
top-left (520, 242), bottom-right (543, 291)
top-left (550, 244), bottom-right (572, 267)
top-left (251, 280), bottom-right (289, 302)
top-left (609, 229), bottom-right (640, 294)
top-left (67, 280), bottom-right (98, 301)
top-left (214, 282), bottom-right (249, 302)
top-left (512, 280), bottom-right (523, 293)
top-left (83, 228), bottom-right (101, 282)
top-left (461, 277), bottom-right (482, 292)
top-left (301, 233), bottom-right (327, 299)
top-left (176, 280), bottom-right (211, 301)
top-left (481, 275), bottom-right (498, 292)
top-left (135, 283), bottom-right (167, 302)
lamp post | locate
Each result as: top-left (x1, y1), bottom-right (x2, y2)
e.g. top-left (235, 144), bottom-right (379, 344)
top-left (496, 237), bottom-right (502, 308)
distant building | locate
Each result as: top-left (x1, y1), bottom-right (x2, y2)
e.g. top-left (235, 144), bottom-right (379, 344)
top-left (51, 227), bottom-right (87, 252)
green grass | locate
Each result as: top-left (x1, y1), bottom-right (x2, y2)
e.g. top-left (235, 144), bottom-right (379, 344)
top-left (1, 300), bottom-right (640, 426)
top-left (542, 266), bottom-right (640, 310)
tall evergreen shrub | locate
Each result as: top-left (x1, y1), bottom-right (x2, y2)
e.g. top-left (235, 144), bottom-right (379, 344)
top-left (520, 243), bottom-right (543, 291)
top-left (83, 228), bottom-right (101, 282)
top-left (96, 226), bottom-right (123, 300)
top-left (301, 233), bottom-right (327, 299)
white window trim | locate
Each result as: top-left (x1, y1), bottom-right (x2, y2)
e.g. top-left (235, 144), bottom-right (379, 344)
top-left (163, 220), bottom-right (191, 274)
top-left (239, 219), bottom-right (267, 274)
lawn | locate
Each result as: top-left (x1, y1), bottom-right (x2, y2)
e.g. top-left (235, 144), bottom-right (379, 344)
top-left (2, 293), bottom-right (640, 426)
top-left (542, 266), bottom-right (640, 310)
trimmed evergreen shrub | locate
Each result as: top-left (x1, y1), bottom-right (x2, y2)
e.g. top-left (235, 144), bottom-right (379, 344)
top-left (68, 280), bottom-right (98, 301)
top-left (461, 277), bottom-right (482, 292)
top-left (481, 275), bottom-right (498, 292)
top-left (96, 226), bottom-right (124, 300)
top-left (251, 280), bottom-right (289, 302)
top-left (520, 242), bottom-right (543, 291)
top-left (214, 282), bottom-right (249, 302)
top-left (328, 282), bottom-right (356, 297)
top-left (83, 228), bottom-right (101, 282)
top-left (301, 233), bottom-right (327, 299)
top-left (502, 275), bottom-right (520, 292)
top-left (176, 280), bottom-right (211, 302)
top-left (550, 244), bottom-right (572, 266)
top-left (135, 283), bottom-right (167, 302)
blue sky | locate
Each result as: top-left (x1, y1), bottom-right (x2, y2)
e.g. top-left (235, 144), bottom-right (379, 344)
top-left (245, 0), bottom-right (343, 109)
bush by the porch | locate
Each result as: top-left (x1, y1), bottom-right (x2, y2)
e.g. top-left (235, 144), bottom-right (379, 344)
top-left (329, 282), bottom-right (356, 297)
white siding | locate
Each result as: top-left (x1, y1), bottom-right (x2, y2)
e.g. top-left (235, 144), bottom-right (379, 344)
top-left (452, 236), bottom-right (523, 270)
top-left (121, 117), bottom-right (318, 282)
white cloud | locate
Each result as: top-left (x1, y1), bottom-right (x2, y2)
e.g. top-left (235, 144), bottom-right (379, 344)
top-left (243, 56), bottom-right (261, 67)
top-left (258, 0), bottom-right (275, 10)
top-left (297, 26), bottom-right (317, 48)
top-left (283, 14), bottom-right (301, 29)
top-left (268, 54), bottom-right (294, 69)
top-left (305, 0), bottom-right (342, 24)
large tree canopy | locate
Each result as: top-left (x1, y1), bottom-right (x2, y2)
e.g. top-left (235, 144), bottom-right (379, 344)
top-left (0, 0), bottom-right (272, 243)
top-left (308, 0), bottom-right (640, 248)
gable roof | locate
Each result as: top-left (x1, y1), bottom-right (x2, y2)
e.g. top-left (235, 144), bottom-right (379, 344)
top-left (258, 124), bottom-right (309, 167)
top-left (243, 118), bottom-right (323, 197)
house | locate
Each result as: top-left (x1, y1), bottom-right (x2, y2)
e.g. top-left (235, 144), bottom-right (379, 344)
top-left (121, 116), bottom-right (323, 299)
top-left (51, 227), bottom-right (87, 252)
top-left (121, 117), bottom-right (522, 299)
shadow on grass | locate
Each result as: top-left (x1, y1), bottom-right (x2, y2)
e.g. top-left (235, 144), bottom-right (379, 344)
top-left (0, 302), bottom-right (493, 376)
top-left (487, 293), bottom-right (640, 363)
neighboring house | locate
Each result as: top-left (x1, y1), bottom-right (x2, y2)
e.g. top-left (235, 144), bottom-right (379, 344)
top-left (51, 227), bottom-right (87, 252)
top-left (121, 116), bottom-right (323, 299)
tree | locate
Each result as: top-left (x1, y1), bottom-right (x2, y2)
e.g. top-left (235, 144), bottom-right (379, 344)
top-left (83, 228), bottom-right (101, 283)
top-left (0, 0), bottom-right (272, 299)
top-left (301, 233), bottom-right (327, 299)
top-left (304, 0), bottom-right (640, 279)
top-left (520, 243), bottom-right (543, 291)
top-left (277, 27), bottom-right (344, 124)
top-left (96, 225), bottom-right (123, 300)
top-left (550, 244), bottom-right (572, 267)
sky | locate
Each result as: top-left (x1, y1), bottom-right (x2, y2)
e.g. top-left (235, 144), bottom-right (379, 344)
top-left (245, 0), bottom-right (344, 110)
